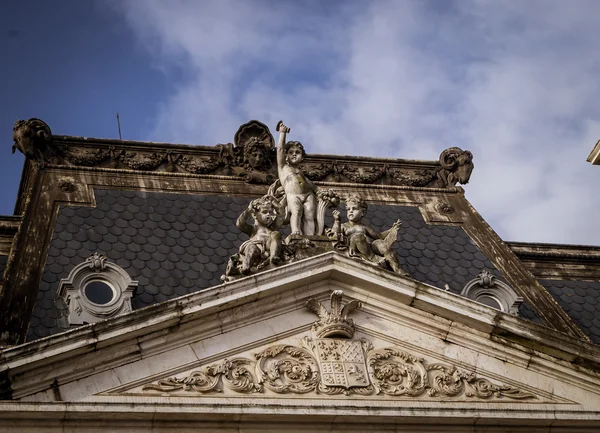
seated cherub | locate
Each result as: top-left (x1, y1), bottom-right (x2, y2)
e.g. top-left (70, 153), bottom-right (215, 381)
top-left (332, 194), bottom-right (408, 276)
top-left (235, 195), bottom-right (285, 274)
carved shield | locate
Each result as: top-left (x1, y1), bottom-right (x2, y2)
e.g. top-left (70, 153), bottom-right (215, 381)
top-left (316, 339), bottom-right (369, 389)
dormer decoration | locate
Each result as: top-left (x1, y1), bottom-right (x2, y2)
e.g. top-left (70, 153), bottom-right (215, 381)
top-left (461, 270), bottom-right (523, 315)
top-left (57, 253), bottom-right (138, 325)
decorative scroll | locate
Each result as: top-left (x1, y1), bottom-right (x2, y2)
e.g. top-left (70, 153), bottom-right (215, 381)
top-left (143, 340), bottom-right (536, 400)
top-left (142, 358), bottom-right (262, 394)
top-left (142, 292), bottom-right (534, 399)
top-left (255, 343), bottom-right (320, 394)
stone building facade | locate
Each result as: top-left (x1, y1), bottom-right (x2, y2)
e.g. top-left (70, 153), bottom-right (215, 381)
top-left (0, 118), bottom-right (599, 432)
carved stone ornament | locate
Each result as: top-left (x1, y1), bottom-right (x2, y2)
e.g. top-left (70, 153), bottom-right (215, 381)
top-left (436, 201), bottom-right (454, 214)
top-left (329, 194), bottom-right (409, 276)
top-left (12, 118), bottom-right (56, 161)
top-left (143, 291), bottom-right (537, 400)
top-left (57, 253), bottom-right (138, 325)
top-left (58, 177), bottom-right (77, 193)
top-left (461, 269), bottom-right (523, 315)
top-left (434, 147), bottom-right (474, 187)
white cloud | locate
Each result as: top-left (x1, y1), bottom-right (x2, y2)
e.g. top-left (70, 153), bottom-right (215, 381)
top-left (115, 0), bottom-right (600, 245)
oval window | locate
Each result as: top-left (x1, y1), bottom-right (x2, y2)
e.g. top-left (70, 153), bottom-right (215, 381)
top-left (84, 281), bottom-right (115, 305)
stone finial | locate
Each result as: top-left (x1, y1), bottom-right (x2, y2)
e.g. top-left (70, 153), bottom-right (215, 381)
top-left (12, 118), bottom-right (54, 161)
top-left (305, 290), bottom-right (362, 338)
top-left (435, 147), bottom-right (474, 187)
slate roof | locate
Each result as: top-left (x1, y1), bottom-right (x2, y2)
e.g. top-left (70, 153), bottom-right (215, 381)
top-left (541, 279), bottom-right (600, 344)
top-left (29, 188), bottom-right (532, 341)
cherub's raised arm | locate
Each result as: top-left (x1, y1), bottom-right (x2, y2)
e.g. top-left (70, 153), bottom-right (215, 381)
top-left (276, 120), bottom-right (290, 172)
top-left (236, 205), bottom-right (254, 236)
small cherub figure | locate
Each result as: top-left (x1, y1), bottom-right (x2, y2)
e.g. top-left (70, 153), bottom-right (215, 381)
top-left (276, 121), bottom-right (317, 236)
top-left (332, 194), bottom-right (408, 276)
top-left (235, 195), bottom-right (285, 274)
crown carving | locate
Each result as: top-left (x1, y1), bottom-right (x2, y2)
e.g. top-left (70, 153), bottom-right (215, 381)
top-left (305, 290), bottom-right (361, 338)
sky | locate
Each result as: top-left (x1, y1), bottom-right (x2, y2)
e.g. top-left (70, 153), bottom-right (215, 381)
top-left (1, 0), bottom-right (599, 245)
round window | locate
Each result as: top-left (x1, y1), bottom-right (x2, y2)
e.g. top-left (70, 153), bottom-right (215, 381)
top-left (477, 295), bottom-right (502, 311)
top-left (84, 280), bottom-right (115, 305)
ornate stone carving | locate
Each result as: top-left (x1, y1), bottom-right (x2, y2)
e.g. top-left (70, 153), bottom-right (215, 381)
top-left (315, 188), bottom-right (340, 236)
top-left (255, 343), bottom-right (320, 394)
top-left (339, 164), bottom-right (385, 184)
top-left (301, 162), bottom-right (336, 181)
top-left (276, 121), bottom-right (318, 235)
top-left (436, 202), bottom-right (454, 214)
top-left (221, 195), bottom-right (286, 281)
top-left (176, 155), bottom-right (220, 174)
top-left (58, 177), bottom-right (77, 193)
top-left (461, 269), bottom-right (523, 315)
top-left (143, 358), bottom-right (261, 394)
top-left (143, 292), bottom-right (536, 400)
top-left (215, 120), bottom-right (276, 184)
top-left (330, 195), bottom-right (409, 276)
top-left (305, 290), bottom-right (361, 339)
top-left (12, 118), bottom-right (55, 161)
top-left (388, 168), bottom-right (437, 187)
top-left (434, 147), bottom-right (474, 187)
top-left (120, 151), bottom-right (165, 170)
top-left (64, 147), bottom-right (108, 166)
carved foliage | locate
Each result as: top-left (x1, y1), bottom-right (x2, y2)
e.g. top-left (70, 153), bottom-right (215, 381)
top-left (143, 358), bottom-right (261, 394)
top-left (143, 340), bottom-right (536, 400)
top-left (255, 343), bottom-right (320, 394)
top-left (144, 292), bottom-right (535, 400)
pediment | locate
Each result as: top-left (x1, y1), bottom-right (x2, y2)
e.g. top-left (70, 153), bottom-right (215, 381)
top-left (9, 253), bottom-right (600, 414)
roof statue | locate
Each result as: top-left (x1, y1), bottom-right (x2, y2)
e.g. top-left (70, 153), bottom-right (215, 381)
top-left (12, 118), bottom-right (56, 162)
top-left (221, 121), bottom-right (410, 281)
top-left (1, 117), bottom-right (600, 431)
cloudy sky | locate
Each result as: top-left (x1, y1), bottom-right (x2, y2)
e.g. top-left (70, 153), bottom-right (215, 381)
top-left (1, 0), bottom-right (599, 245)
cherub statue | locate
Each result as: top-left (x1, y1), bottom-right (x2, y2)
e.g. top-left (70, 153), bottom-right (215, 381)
top-left (226, 195), bottom-right (285, 278)
top-left (331, 194), bottom-right (408, 276)
top-left (276, 120), bottom-right (317, 236)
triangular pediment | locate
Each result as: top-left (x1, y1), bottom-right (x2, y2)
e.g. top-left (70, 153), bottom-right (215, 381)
top-left (6, 253), bottom-right (600, 420)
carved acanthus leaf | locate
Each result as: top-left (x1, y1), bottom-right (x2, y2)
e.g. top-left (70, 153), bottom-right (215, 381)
top-left (142, 340), bottom-right (537, 401)
top-left (142, 358), bottom-right (262, 394)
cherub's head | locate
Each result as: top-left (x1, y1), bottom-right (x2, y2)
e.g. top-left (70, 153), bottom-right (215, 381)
top-left (250, 195), bottom-right (279, 227)
top-left (345, 194), bottom-right (367, 223)
top-left (243, 137), bottom-right (270, 171)
top-left (285, 141), bottom-right (305, 166)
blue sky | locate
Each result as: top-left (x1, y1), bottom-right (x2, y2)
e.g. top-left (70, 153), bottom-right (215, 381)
top-left (2, 0), bottom-right (600, 245)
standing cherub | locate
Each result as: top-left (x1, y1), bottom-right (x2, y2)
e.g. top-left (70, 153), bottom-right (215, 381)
top-left (234, 195), bottom-right (285, 275)
top-left (276, 120), bottom-right (317, 236)
top-left (331, 194), bottom-right (408, 276)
